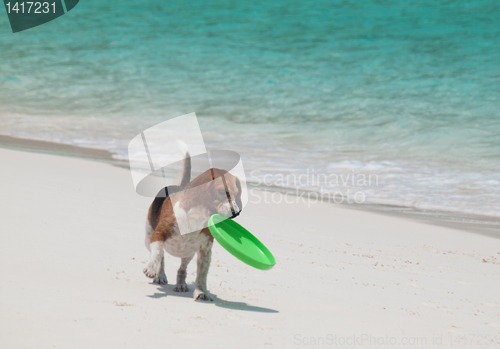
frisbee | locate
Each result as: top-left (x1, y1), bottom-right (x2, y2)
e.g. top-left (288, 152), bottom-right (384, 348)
top-left (208, 214), bottom-right (275, 270)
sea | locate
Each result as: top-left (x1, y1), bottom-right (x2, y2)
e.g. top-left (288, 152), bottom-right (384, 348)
top-left (0, 0), bottom-right (499, 221)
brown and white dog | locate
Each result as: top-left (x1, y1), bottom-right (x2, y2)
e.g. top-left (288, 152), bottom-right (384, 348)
top-left (144, 153), bottom-right (243, 301)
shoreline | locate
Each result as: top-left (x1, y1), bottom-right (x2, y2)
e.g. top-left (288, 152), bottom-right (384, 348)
top-left (0, 134), bottom-right (115, 163)
top-left (1, 133), bottom-right (498, 238)
top-left (247, 184), bottom-right (500, 239)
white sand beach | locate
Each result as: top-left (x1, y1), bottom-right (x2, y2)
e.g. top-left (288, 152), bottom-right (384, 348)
top-left (0, 147), bottom-right (499, 348)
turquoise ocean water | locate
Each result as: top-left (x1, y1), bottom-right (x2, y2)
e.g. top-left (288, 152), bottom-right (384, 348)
top-left (0, 0), bottom-right (499, 218)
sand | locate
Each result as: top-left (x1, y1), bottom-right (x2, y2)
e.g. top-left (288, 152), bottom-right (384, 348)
top-left (0, 147), bottom-right (499, 348)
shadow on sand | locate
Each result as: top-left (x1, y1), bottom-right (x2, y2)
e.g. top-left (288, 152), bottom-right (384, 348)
top-left (147, 283), bottom-right (279, 313)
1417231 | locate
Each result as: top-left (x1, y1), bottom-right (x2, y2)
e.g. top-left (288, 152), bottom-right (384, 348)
top-left (5, 2), bottom-right (57, 14)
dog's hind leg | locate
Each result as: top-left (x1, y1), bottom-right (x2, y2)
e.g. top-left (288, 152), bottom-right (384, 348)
top-left (153, 256), bottom-right (168, 285)
top-left (174, 255), bottom-right (193, 292)
top-left (144, 220), bottom-right (167, 283)
top-left (145, 219), bottom-right (154, 251)
top-left (143, 232), bottom-right (166, 280)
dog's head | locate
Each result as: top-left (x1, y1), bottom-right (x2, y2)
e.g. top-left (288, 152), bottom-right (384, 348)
top-left (210, 169), bottom-right (243, 218)
top-left (185, 168), bottom-right (243, 219)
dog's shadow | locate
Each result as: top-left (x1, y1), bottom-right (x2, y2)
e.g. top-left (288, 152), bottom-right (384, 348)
top-left (148, 283), bottom-right (279, 313)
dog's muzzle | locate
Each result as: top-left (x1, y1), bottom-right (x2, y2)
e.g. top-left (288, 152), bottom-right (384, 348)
top-left (229, 200), bottom-right (240, 219)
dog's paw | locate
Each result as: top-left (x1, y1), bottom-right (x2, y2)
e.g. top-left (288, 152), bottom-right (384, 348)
top-left (193, 289), bottom-right (213, 301)
top-left (143, 262), bottom-right (160, 279)
top-left (174, 284), bottom-right (189, 292)
top-left (153, 272), bottom-right (168, 285)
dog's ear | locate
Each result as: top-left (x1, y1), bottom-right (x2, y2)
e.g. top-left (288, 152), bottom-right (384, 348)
top-left (208, 178), bottom-right (225, 201)
top-left (206, 181), bottom-right (217, 202)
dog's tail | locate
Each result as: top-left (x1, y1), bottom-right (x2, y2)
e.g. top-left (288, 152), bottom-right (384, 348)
top-left (180, 151), bottom-right (191, 187)
top-left (177, 140), bottom-right (191, 188)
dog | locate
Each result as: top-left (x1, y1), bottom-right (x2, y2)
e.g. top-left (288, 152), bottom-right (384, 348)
top-left (143, 153), bottom-right (243, 301)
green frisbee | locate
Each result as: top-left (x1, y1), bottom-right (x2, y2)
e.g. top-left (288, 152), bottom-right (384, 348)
top-left (208, 214), bottom-right (275, 270)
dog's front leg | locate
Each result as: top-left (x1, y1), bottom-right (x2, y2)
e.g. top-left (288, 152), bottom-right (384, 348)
top-left (143, 234), bottom-right (165, 280)
top-left (193, 234), bottom-right (213, 301)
